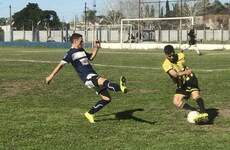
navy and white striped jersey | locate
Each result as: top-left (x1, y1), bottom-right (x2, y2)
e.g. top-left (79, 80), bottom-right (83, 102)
top-left (61, 48), bottom-right (97, 82)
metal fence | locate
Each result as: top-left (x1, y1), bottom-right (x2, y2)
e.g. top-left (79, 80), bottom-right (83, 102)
top-left (1, 27), bottom-right (230, 44)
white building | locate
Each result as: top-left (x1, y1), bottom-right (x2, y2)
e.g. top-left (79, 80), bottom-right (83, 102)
top-left (0, 25), bottom-right (11, 32)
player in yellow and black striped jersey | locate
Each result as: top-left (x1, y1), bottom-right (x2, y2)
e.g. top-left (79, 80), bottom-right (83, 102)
top-left (162, 45), bottom-right (208, 123)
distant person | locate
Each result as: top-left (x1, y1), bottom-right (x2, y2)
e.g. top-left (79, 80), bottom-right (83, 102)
top-left (162, 45), bottom-right (208, 123)
top-left (186, 28), bottom-right (201, 55)
top-left (46, 33), bottom-right (128, 123)
top-left (131, 33), bottom-right (135, 43)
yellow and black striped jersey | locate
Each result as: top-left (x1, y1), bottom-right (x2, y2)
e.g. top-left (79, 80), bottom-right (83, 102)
top-left (162, 52), bottom-right (185, 73)
top-left (162, 52), bottom-right (187, 85)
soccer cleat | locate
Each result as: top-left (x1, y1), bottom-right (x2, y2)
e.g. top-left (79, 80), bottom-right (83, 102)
top-left (194, 112), bottom-right (209, 123)
top-left (120, 76), bottom-right (127, 93)
top-left (84, 112), bottom-right (95, 123)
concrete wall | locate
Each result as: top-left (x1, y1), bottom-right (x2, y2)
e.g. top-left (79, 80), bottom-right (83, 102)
top-left (101, 43), bottom-right (230, 50)
top-left (3, 29), bottom-right (230, 43)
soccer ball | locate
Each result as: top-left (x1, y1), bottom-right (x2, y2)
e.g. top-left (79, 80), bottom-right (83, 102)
top-left (187, 111), bottom-right (199, 123)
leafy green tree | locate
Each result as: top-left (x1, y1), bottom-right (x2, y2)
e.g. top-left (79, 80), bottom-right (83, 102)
top-left (12, 3), bottom-right (61, 30)
top-left (42, 10), bottom-right (61, 30)
top-left (13, 3), bottom-right (42, 30)
top-left (0, 18), bottom-right (7, 26)
top-left (86, 10), bottom-right (96, 24)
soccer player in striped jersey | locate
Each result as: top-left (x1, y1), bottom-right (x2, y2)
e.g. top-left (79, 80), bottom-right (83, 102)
top-left (162, 45), bottom-right (208, 123)
top-left (46, 33), bottom-right (127, 123)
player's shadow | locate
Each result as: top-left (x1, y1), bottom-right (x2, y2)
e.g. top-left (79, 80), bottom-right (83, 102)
top-left (96, 108), bottom-right (156, 125)
top-left (198, 108), bottom-right (219, 125)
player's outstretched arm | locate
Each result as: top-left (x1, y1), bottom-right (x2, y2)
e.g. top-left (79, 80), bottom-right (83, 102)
top-left (46, 62), bottom-right (65, 84)
top-left (90, 40), bottom-right (100, 60)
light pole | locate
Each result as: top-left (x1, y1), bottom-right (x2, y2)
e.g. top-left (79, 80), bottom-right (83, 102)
top-left (85, 2), bottom-right (87, 41)
top-left (36, 21), bottom-right (41, 42)
top-left (138, 0), bottom-right (141, 42)
top-left (9, 5), bottom-right (13, 42)
top-left (31, 20), bottom-right (34, 41)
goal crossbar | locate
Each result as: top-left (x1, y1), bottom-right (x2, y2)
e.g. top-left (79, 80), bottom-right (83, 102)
top-left (120, 16), bottom-right (194, 45)
top-left (121, 16), bottom-right (194, 22)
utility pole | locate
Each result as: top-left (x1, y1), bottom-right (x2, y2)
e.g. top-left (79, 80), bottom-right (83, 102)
top-left (138, 0), bottom-right (141, 42)
top-left (9, 5), bottom-right (13, 42)
top-left (74, 15), bottom-right (76, 33)
top-left (93, 0), bottom-right (97, 45)
top-left (84, 2), bottom-right (87, 41)
top-left (203, 0), bottom-right (206, 41)
top-left (158, 1), bottom-right (161, 17)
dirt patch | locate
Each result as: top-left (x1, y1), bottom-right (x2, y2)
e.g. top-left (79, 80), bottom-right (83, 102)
top-left (129, 88), bottom-right (160, 94)
top-left (0, 80), bottom-right (42, 97)
top-left (219, 108), bottom-right (230, 118)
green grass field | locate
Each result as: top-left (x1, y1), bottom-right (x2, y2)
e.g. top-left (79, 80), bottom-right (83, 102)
top-left (0, 47), bottom-right (230, 149)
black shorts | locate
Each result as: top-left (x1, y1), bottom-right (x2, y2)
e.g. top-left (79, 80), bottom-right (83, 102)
top-left (175, 74), bottom-right (200, 98)
top-left (84, 75), bottom-right (106, 95)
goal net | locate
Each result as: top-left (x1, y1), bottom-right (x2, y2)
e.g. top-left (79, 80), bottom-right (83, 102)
top-left (120, 17), bottom-right (194, 45)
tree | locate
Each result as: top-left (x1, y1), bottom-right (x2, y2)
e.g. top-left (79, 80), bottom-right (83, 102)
top-left (182, 2), bottom-right (191, 17)
top-left (150, 5), bottom-right (155, 17)
top-left (165, 0), bottom-right (170, 17)
top-left (12, 3), bottom-right (61, 30)
top-left (86, 10), bottom-right (96, 24)
top-left (208, 0), bottom-right (225, 14)
top-left (171, 3), bottom-right (180, 17)
top-left (144, 4), bottom-right (150, 17)
top-left (160, 7), bottom-right (164, 17)
top-left (103, 0), bottom-right (138, 19)
top-left (0, 18), bottom-right (7, 26)
top-left (42, 10), bottom-right (61, 30)
top-left (193, 0), bottom-right (211, 16)
top-left (104, 10), bottom-right (124, 25)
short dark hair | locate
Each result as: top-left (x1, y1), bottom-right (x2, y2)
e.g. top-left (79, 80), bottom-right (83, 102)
top-left (164, 45), bottom-right (175, 54)
top-left (70, 33), bottom-right (82, 43)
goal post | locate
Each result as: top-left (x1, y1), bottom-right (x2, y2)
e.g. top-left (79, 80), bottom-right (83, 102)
top-left (120, 16), bottom-right (194, 47)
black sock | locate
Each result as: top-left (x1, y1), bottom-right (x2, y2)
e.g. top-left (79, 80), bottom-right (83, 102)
top-left (181, 102), bottom-right (197, 111)
top-left (196, 98), bottom-right (206, 113)
top-left (88, 100), bottom-right (110, 114)
top-left (103, 80), bottom-right (121, 92)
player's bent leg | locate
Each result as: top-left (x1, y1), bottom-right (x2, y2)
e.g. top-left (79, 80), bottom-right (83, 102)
top-left (191, 91), bottom-right (208, 123)
top-left (120, 76), bottom-right (127, 93)
top-left (191, 91), bottom-right (206, 113)
top-left (85, 90), bottom-right (111, 123)
top-left (98, 77), bottom-right (119, 91)
top-left (194, 45), bottom-right (201, 55)
top-left (84, 112), bottom-right (95, 123)
top-left (181, 44), bottom-right (190, 51)
top-left (97, 76), bottom-right (127, 93)
top-left (173, 94), bottom-right (185, 108)
top-left (173, 94), bottom-right (196, 111)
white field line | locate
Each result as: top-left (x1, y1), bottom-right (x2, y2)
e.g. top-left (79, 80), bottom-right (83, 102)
top-left (205, 52), bottom-right (230, 56)
top-left (18, 50), bottom-right (159, 55)
top-left (0, 59), bottom-right (230, 72)
top-left (7, 50), bottom-right (230, 56)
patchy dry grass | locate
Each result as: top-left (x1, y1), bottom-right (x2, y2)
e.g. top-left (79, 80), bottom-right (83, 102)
top-left (0, 80), bottom-right (43, 97)
top-left (0, 47), bottom-right (230, 149)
